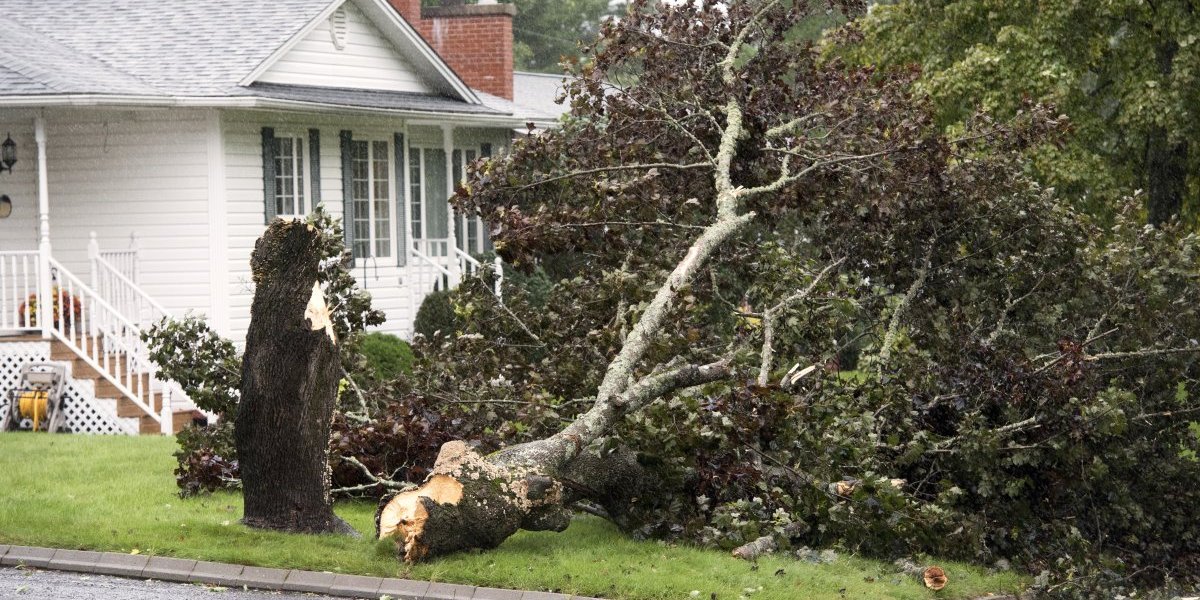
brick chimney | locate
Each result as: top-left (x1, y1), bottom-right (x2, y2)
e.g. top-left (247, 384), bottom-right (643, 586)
top-left (388, 1), bottom-right (516, 100)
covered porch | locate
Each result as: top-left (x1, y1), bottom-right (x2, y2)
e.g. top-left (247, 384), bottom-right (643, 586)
top-left (0, 112), bottom-right (194, 434)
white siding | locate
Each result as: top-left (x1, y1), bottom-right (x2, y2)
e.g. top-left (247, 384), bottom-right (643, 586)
top-left (223, 111), bottom-right (425, 344)
top-left (256, 2), bottom-right (432, 93)
top-left (0, 109), bottom-right (213, 320)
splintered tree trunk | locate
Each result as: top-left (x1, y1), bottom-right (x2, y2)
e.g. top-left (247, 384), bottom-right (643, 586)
top-left (236, 220), bottom-right (354, 535)
top-left (376, 361), bottom-right (729, 561)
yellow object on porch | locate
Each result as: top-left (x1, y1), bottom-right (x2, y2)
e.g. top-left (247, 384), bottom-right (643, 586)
top-left (17, 391), bottom-right (50, 431)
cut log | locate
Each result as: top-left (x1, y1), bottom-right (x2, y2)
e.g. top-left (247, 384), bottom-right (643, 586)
top-left (923, 566), bottom-right (948, 591)
top-left (235, 220), bottom-right (354, 535)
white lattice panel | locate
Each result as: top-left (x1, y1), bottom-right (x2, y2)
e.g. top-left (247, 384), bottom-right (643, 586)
top-left (0, 342), bottom-right (139, 435)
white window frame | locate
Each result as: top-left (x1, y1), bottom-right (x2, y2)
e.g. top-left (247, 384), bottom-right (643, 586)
top-left (409, 145), bottom-right (428, 243)
top-left (349, 137), bottom-right (396, 263)
top-left (273, 133), bottom-right (308, 220)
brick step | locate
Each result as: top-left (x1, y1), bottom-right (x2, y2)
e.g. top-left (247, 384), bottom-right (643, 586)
top-left (138, 410), bottom-right (201, 434)
top-left (67, 356), bottom-right (133, 381)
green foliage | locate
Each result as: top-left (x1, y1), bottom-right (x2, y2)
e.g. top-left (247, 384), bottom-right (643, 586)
top-left (144, 208), bottom-right (384, 497)
top-left (413, 289), bottom-right (458, 339)
top-left (512, 0), bottom-right (623, 73)
top-left (305, 205), bottom-right (387, 347)
top-left (142, 315), bottom-right (240, 416)
top-left (423, 0), bottom-right (1200, 595)
top-left (173, 421), bottom-right (239, 497)
top-left (358, 332), bottom-right (415, 382)
top-left (839, 0), bottom-right (1200, 224)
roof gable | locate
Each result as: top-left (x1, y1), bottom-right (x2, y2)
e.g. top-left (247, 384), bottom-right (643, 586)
top-left (244, 0), bottom-right (479, 103)
top-left (0, 0), bottom-right (478, 104)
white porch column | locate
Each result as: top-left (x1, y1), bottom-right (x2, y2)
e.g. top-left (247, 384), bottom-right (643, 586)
top-left (441, 124), bottom-right (461, 284)
top-left (35, 116), bottom-right (52, 340)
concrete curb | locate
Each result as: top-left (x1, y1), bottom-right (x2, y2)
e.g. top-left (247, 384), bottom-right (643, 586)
top-left (0, 545), bottom-right (601, 600)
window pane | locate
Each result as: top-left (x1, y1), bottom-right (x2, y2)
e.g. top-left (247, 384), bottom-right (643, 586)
top-left (372, 141), bottom-right (390, 258)
top-left (351, 141), bottom-right (370, 258)
top-left (275, 138), bottom-right (291, 216)
top-left (410, 148), bottom-right (422, 240)
top-left (468, 214), bottom-right (478, 253)
top-left (295, 139), bottom-right (305, 214)
top-left (424, 149), bottom-right (448, 239)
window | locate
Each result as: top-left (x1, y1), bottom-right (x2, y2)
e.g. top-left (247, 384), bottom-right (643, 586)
top-left (408, 144), bottom-right (496, 257)
top-left (350, 139), bottom-right (392, 260)
top-left (274, 136), bottom-right (306, 219)
top-left (409, 147), bottom-right (448, 256)
top-left (453, 148), bottom-right (485, 254)
top-left (409, 147), bottom-right (423, 241)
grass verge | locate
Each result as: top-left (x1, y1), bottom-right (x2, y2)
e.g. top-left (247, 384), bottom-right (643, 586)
top-left (0, 433), bottom-right (1026, 599)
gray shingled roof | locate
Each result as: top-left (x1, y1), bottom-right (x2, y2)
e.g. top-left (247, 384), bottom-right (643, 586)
top-left (2, 0), bottom-right (331, 96)
top-left (0, 64), bottom-right (53, 96)
top-left (513, 71), bottom-right (571, 122)
top-left (241, 82), bottom-right (504, 115)
top-left (0, 17), bottom-right (161, 95)
top-left (0, 0), bottom-right (537, 120)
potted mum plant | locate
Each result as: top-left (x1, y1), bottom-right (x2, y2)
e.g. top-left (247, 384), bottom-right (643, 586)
top-left (17, 287), bottom-right (83, 329)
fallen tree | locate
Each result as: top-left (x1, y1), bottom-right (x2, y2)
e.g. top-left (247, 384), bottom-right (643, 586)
top-left (378, 0), bottom-right (939, 560)
top-left (376, 3), bottom-right (1200, 595)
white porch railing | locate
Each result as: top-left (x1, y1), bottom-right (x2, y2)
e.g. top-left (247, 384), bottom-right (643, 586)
top-left (47, 257), bottom-right (172, 432)
top-left (95, 232), bottom-right (140, 284)
top-left (406, 239), bottom-right (505, 315)
top-left (410, 242), bottom-right (455, 295)
top-left (89, 233), bottom-right (168, 330)
top-left (1, 238), bottom-right (192, 434)
top-left (0, 251), bottom-right (39, 333)
top-left (412, 238), bottom-right (458, 292)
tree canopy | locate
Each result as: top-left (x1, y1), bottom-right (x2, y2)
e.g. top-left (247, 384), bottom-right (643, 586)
top-left (842, 0), bottom-right (1200, 225)
top-left (511, 0), bottom-right (622, 73)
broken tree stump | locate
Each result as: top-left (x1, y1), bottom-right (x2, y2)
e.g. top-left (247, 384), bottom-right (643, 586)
top-left (235, 219), bottom-right (354, 535)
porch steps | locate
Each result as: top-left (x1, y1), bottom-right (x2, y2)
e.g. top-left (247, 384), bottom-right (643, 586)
top-left (3, 334), bottom-right (195, 434)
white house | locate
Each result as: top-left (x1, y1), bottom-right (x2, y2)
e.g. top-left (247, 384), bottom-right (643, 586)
top-left (0, 0), bottom-right (562, 434)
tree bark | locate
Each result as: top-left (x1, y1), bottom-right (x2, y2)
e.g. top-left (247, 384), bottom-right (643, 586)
top-left (236, 220), bottom-right (354, 535)
top-left (376, 361), bottom-right (730, 561)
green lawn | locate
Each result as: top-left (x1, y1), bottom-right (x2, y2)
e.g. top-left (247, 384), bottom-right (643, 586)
top-left (0, 433), bottom-right (1025, 599)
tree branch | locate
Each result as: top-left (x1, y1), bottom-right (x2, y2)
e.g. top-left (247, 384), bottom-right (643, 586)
top-left (878, 245), bottom-right (934, 370)
top-left (758, 258), bottom-right (846, 385)
top-left (1085, 347), bottom-right (1200, 361)
top-left (331, 455), bottom-right (415, 496)
top-left (511, 162), bottom-right (712, 192)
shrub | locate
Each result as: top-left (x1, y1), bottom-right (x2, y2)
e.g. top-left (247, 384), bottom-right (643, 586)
top-left (358, 332), bottom-right (414, 382)
top-left (173, 421), bottom-right (239, 497)
top-left (413, 289), bottom-right (457, 339)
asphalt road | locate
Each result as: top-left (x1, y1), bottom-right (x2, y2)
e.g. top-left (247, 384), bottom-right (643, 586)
top-left (0, 567), bottom-right (342, 600)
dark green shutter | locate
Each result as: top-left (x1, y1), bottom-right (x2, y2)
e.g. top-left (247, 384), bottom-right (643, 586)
top-left (308, 128), bottom-right (321, 212)
top-left (395, 133), bottom-right (407, 266)
top-left (261, 127), bottom-right (277, 224)
top-left (340, 130), bottom-right (355, 254)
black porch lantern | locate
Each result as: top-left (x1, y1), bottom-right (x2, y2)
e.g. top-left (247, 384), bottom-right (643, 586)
top-left (0, 134), bottom-right (16, 173)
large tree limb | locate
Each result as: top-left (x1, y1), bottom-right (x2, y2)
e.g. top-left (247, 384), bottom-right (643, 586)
top-left (375, 360), bottom-right (731, 562)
